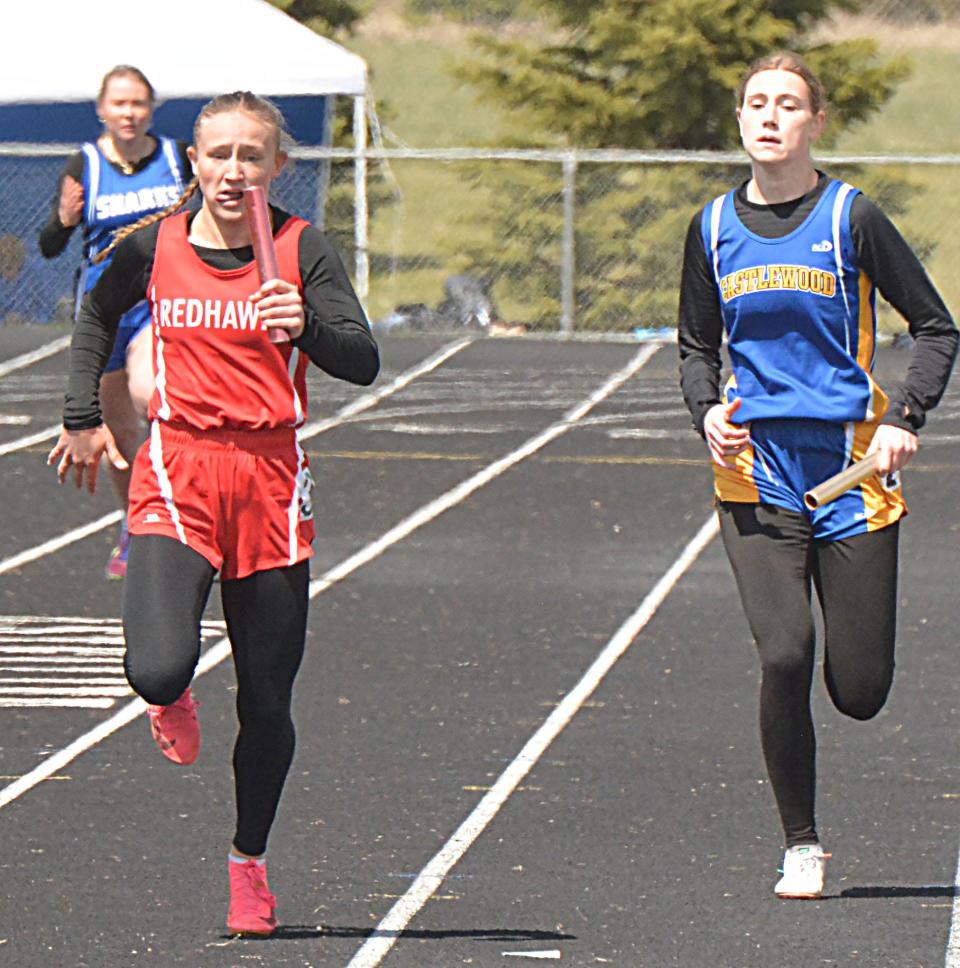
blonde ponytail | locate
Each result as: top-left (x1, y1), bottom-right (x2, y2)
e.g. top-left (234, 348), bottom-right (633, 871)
top-left (91, 177), bottom-right (199, 265)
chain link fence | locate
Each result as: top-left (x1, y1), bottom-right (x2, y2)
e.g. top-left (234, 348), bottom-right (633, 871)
top-left (3, 145), bottom-right (960, 337)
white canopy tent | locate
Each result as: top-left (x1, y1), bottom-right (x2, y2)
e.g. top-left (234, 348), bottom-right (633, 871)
top-left (0, 0), bottom-right (367, 102)
top-left (0, 0), bottom-right (371, 295)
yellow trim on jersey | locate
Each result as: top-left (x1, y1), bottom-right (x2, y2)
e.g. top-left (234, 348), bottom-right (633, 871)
top-left (849, 419), bottom-right (907, 532)
top-left (856, 271), bottom-right (874, 372)
top-left (856, 270), bottom-right (891, 422)
top-left (713, 444), bottom-right (761, 503)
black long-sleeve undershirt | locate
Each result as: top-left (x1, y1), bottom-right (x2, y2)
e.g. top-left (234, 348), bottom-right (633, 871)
top-left (38, 140), bottom-right (193, 259)
top-left (63, 207), bottom-right (378, 430)
top-left (678, 173), bottom-right (958, 437)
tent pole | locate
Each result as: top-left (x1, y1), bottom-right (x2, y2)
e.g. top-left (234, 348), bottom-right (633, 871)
top-left (353, 93), bottom-right (369, 300)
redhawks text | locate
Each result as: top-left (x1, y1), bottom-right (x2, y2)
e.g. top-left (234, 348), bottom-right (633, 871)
top-left (153, 297), bottom-right (262, 331)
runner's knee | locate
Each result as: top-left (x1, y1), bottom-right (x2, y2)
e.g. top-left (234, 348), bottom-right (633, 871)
top-left (826, 665), bottom-right (893, 720)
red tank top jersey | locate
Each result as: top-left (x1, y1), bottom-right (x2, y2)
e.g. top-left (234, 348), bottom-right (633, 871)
top-left (146, 211), bottom-right (311, 431)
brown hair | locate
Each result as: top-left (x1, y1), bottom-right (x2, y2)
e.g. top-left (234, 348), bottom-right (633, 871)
top-left (192, 91), bottom-right (292, 154)
top-left (92, 92), bottom-right (290, 265)
top-left (737, 51), bottom-right (827, 115)
top-left (97, 65), bottom-right (156, 105)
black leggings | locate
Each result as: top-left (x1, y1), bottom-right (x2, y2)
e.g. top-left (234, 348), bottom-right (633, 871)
top-left (718, 502), bottom-right (899, 848)
top-left (122, 534), bottom-right (309, 857)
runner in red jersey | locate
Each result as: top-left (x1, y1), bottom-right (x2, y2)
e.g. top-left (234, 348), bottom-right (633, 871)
top-left (48, 91), bottom-right (379, 936)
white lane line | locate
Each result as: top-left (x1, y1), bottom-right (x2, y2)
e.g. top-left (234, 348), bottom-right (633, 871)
top-left (945, 850), bottom-right (960, 966)
top-left (0, 511), bottom-right (123, 577)
top-left (0, 424), bottom-right (62, 457)
top-left (0, 416), bottom-right (31, 425)
top-left (502, 952), bottom-right (562, 961)
top-left (298, 338), bottom-right (472, 442)
top-left (0, 336), bottom-right (71, 379)
top-left (607, 428), bottom-right (675, 439)
top-left (345, 511), bottom-right (718, 968)
top-left (0, 514), bottom-right (162, 582)
top-left (0, 343), bottom-right (657, 815)
top-left (0, 686), bottom-right (131, 696)
top-left (1, 665), bottom-right (124, 673)
top-left (0, 699), bottom-right (116, 709)
top-left (0, 645), bottom-right (122, 655)
top-left (0, 340), bottom-right (472, 576)
top-left (0, 636), bottom-right (124, 645)
top-left (0, 678), bottom-right (127, 685)
top-left (310, 344), bottom-right (660, 598)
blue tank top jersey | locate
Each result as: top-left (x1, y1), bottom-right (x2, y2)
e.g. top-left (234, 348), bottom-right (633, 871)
top-left (701, 177), bottom-right (886, 425)
top-left (701, 179), bottom-right (905, 540)
top-left (77, 136), bottom-right (186, 303)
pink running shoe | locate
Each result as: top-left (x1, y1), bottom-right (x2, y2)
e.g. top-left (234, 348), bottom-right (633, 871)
top-left (145, 688), bottom-right (200, 765)
top-left (227, 858), bottom-right (277, 936)
top-left (104, 518), bottom-right (130, 580)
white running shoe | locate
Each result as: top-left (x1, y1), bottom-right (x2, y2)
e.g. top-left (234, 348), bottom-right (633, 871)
top-left (774, 843), bottom-right (830, 899)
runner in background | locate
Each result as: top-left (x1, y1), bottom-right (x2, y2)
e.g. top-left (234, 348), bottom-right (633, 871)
top-left (39, 65), bottom-right (190, 579)
top-left (48, 90), bottom-right (379, 935)
top-left (678, 51), bottom-right (957, 899)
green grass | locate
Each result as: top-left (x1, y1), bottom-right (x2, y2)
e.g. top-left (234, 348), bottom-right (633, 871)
top-left (351, 33), bottom-right (520, 147)
top-left (833, 47), bottom-right (960, 155)
top-left (347, 32), bottom-right (529, 320)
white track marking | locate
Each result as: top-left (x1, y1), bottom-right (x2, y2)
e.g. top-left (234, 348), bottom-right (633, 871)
top-left (0, 424), bottom-right (61, 457)
top-left (365, 422), bottom-right (515, 436)
top-left (0, 344), bottom-right (657, 814)
top-left (945, 849), bottom-right (960, 966)
top-left (345, 512), bottom-right (718, 968)
top-left (0, 616), bottom-right (227, 709)
top-left (0, 415), bottom-right (30, 425)
top-left (502, 952), bottom-right (562, 960)
top-left (298, 338), bottom-right (472, 442)
top-left (0, 336), bottom-right (71, 379)
top-left (607, 428), bottom-right (675, 439)
top-left (0, 699), bottom-right (116, 709)
top-left (309, 345), bottom-right (659, 598)
top-left (0, 686), bottom-right (131, 696)
top-left (0, 341), bottom-right (472, 576)
top-left (0, 511), bottom-right (123, 577)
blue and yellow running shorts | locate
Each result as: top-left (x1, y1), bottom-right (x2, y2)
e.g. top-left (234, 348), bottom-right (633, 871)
top-left (712, 416), bottom-right (906, 541)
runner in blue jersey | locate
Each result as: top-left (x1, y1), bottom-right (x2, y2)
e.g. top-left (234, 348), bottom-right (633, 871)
top-left (39, 65), bottom-right (190, 579)
top-left (678, 51), bottom-right (957, 899)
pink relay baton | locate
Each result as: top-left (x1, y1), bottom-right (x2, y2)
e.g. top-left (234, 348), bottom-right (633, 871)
top-left (243, 185), bottom-right (289, 343)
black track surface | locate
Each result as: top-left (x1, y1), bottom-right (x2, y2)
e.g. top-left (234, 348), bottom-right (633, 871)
top-left (0, 324), bottom-right (958, 968)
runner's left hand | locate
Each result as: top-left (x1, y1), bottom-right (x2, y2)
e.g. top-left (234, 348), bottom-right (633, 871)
top-left (867, 424), bottom-right (917, 475)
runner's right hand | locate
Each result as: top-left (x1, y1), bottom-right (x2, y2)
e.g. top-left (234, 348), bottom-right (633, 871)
top-left (47, 425), bottom-right (128, 494)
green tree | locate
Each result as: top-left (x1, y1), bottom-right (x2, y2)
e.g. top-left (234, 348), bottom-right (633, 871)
top-left (265, 0), bottom-right (363, 35)
top-left (450, 0), bottom-right (913, 330)
top-left (459, 0), bottom-right (906, 148)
